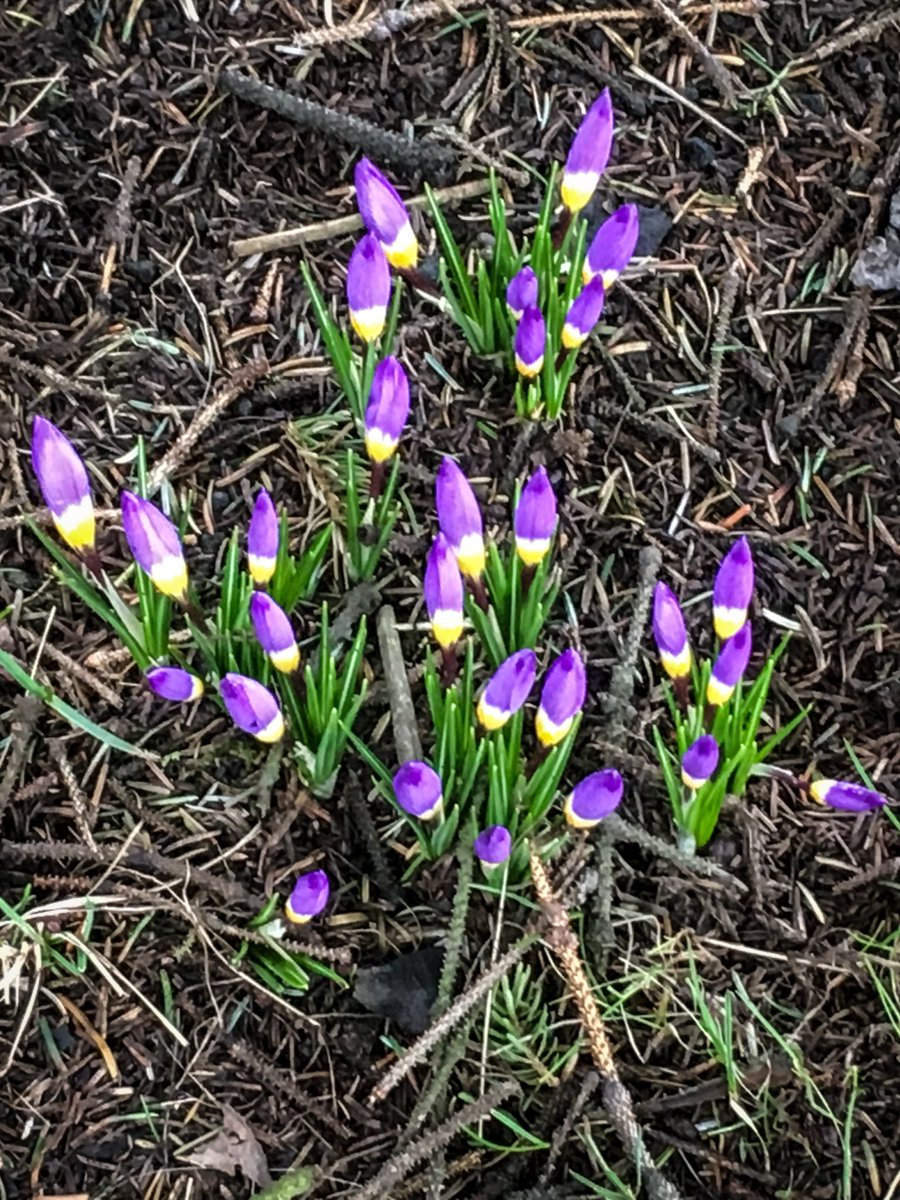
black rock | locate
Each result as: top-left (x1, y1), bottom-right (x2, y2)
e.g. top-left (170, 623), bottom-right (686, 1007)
top-left (684, 136), bottom-right (716, 169)
top-left (634, 205), bottom-right (673, 257)
top-left (354, 945), bottom-right (444, 1034)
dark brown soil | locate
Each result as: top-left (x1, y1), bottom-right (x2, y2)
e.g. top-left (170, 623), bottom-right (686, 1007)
top-left (2, 3), bottom-right (899, 1199)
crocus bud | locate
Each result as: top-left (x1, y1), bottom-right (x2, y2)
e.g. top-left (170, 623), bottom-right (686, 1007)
top-left (809, 779), bottom-right (887, 813)
top-left (364, 356), bottom-right (411, 463)
top-left (561, 89), bottom-right (614, 215)
top-left (564, 768), bottom-right (624, 829)
top-left (435, 458), bottom-right (485, 579)
top-left (583, 205), bottom-right (640, 288)
top-left (536, 648), bottom-right (587, 746)
top-left (652, 582), bottom-right (691, 681)
top-left (250, 592), bottom-right (300, 674)
top-left (347, 233), bottom-right (391, 342)
top-left (474, 825), bottom-right (512, 870)
top-left (681, 735), bottom-right (719, 790)
top-left (30, 416), bottom-right (95, 552)
top-left (247, 489), bottom-right (279, 586)
top-left (393, 761), bottom-right (443, 820)
top-left (146, 666), bottom-right (204, 702)
top-left (285, 870), bottom-right (330, 924)
top-left (712, 537), bottom-right (754, 640)
top-left (706, 623), bottom-right (752, 706)
top-left (476, 649), bottom-right (537, 730)
top-left (354, 157), bottom-right (418, 269)
top-left (562, 277), bottom-right (605, 350)
top-left (219, 673), bottom-right (285, 743)
top-left (514, 466), bottom-right (557, 566)
top-left (514, 306), bottom-right (546, 378)
top-left (120, 492), bottom-right (188, 600)
top-left (424, 533), bottom-right (465, 649)
top-left (506, 266), bottom-right (538, 320)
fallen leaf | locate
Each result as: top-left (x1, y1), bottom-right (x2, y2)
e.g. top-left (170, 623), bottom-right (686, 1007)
top-left (186, 1106), bottom-right (271, 1187)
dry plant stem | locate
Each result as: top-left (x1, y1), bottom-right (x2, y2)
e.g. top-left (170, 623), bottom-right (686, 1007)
top-left (15, 624), bottom-right (122, 709)
top-left (602, 814), bottom-right (747, 890)
top-left (433, 839), bottom-right (474, 1017)
top-left (644, 0), bottom-right (738, 104)
top-left (219, 71), bottom-right (453, 173)
top-left (796, 9), bottom-right (900, 63)
top-left (509, 2), bottom-right (762, 26)
top-left (376, 605), bottom-right (423, 765)
top-left (393, 1151), bottom-right (482, 1200)
top-left (529, 850), bottom-right (684, 1200)
top-left (796, 291), bottom-right (870, 419)
top-left (706, 265), bottom-right (740, 443)
top-left (0, 697), bottom-right (41, 825)
top-left (368, 936), bottom-right (536, 1105)
top-left (403, 1018), bottom-right (475, 1140)
top-left (48, 741), bottom-right (98, 850)
top-left (602, 545), bottom-right (661, 734)
top-left (232, 178), bottom-right (492, 258)
top-left (354, 1082), bottom-right (519, 1200)
top-left (282, 0), bottom-right (482, 54)
top-left (539, 1069), bottom-right (600, 1186)
top-left (344, 770), bottom-right (398, 901)
top-left (0, 838), bottom-right (253, 903)
top-left (229, 1040), bottom-right (352, 1139)
top-left (147, 358), bottom-right (269, 488)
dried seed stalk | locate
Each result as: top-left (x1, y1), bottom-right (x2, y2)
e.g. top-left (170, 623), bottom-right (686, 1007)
top-left (530, 850), bottom-right (684, 1200)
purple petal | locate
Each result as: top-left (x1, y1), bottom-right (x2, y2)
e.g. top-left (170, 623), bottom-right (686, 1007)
top-left (478, 649), bottom-right (537, 728)
top-left (347, 233), bottom-right (391, 341)
top-left (584, 205), bottom-right (640, 286)
top-left (364, 356), bottom-right (411, 463)
top-left (514, 467), bottom-right (557, 565)
top-left (536, 648), bottom-right (587, 745)
top-left (146, 666), bottom-right (203, 703)
top-left (712, 537), bottom-right (754, 639)
top-left (565, 769), bottom-right (624, 827)
top-left (285, 870), bottom-right (330, 922)
top-left (219, 673), bottom-right (284, 742)
top-left (562, 277), bottom-right (606, 348)
top-left (424, 533), bottom-right (464, 648)
top-left (561, 89), bottom-right (614, 213)
top-left (506, 266), bottom-right (538, 318)
top-left (250, 592), bottom-right (299, 672)
top-left (435, 458), bottom-right (484, 577)
top-left (393, 760), bottom-right (443, 819)
top-left (121, 492), bottom-right (188, 599)
top-left (31, 416), bottom-right (95, 550)
top-left (514, 306), bottom-right (546, 376)
top-left (707, 623), bottom-right (752, 704)
top-left (247, 489), bottom-right (279, 585)
top-left (681, 735), bottom-right (719, 788)
top-left (354, 158), bottom-right (418, 268)
top-left (811, 779), bottom-right (887, 813)
top-left (473, 824), bottom-right (512, 866)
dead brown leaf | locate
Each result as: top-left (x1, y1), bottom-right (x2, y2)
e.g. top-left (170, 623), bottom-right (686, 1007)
top-left (186, 1106), bottom-right (272, 1187)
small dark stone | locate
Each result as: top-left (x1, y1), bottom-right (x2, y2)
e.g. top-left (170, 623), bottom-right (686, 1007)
top-left (354, 945), bottom-right (444, 1034)
top-left (123, 258), bottom-right (156, 285)
top-left (799, 92), bottom-right (827, 116)
top-left (684, 136), bottom-right (716, 169)
top-left (634, 205), bottom-right (673, 257)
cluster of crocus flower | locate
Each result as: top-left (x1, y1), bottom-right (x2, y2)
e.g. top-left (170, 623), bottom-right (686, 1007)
top-left (500, 89), bottom-right (640, 387)
top-left (652, 537), bottom-right (887, 816)
top-left (426, 458), bottom-right (559, 653)
top-left (28, 416), bottom-right (311, 746)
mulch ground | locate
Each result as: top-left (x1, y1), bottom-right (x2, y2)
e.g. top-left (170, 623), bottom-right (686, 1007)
top-left (2, 2), bottom-right (899, 1198)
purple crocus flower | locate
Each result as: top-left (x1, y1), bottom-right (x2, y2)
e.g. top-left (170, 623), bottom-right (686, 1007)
top-left (393, 761), bottom-right (443, 820)
top-left (514, 466), bottom-right (557, 566)
top-left (712, 537), bottom-right (754, 640)
top-left (120, 492), bottom-right (188, 600)
top-left (476, 648), bottom-right (537, 730)
top-left (30, 416), bottom-right (95, 553)
top-left (681, 735), bottom-right (719, 790)
top-left (247, 488), bottom-right (279, 586)
top-left (424, 533), bottom-right (465, 649)
top-left (506, 266), bottom-right (538, 320)
top-left (474, 825), bottom-right (512, 869)
top-left (809, 779), bottom-right (887, 813)
top-left (285, 870), bottom-right (330, 924)
top-left (146, 666), bottom-right (204, 703)
top-left (707, 623), bottom-right (752, 706)
top-left (652, 582), bottom-right (691, 681)
top-left (560, 89), bottom-right (614, 215)
top-left (514, 306), bottom-right (546, 378)
top-left (250, 592), bottom-right (300, 674)
top-left (347, 233), bottom-right (391, 343)
top-left (561, 277), bottom-right (606, 350)
top-left (354, 157), bottom-right (418, 269)
top-left (564, 769), bottom-right (624, 828)
top-left (219, 673), bottom-right (285, 743)
top-left (435, 458), bottom-right (485, 579)
top-left (364, 355), bottom-right (411, 463)
top-left (535, 648), bottom-right (587, 746)
top-left (583, 204), bottom-right (640, 288)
